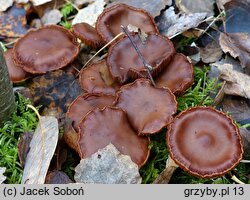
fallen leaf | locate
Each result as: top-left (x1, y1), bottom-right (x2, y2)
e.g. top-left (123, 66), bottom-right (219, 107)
top-left (72, 0), bottom-right (105, 26)
top-left (217, 0), bottom-right (231, 10)
top-left (45, 170), bottom-right (73, 184)
top-left (21, 116), bottom-right (59, 184)
top-left (41, 9), bottom-right (62, 25)
top-left (200, 40), bottom-right (223, 63)
top-left (224, 0), bottom-right (250, 33)
top-left (219, 33), bottom-right (250, 75)
top-left (156, 7), bottom-right (207, 38)
top-left (74, 143), bottom-right (142, 184)
top-left (0, 0), bottom-right (13, 12)
top-left (0, 4), bottom-right (29, 39)
top-left (17, 132), bottom-right (33, 168)
top-left (0, 167), bottom-right (6, 184)
top-left (239, 128), bottom-right (250, 158)
top-left (74, 0), bottom-right (93, 7)
top-left (29, 70), bottom-right (83, 115)
top-left (213, 61), bottom-right (250, 99)
top-left (109, 0), bottom-right (173, 17)
top-left (31, 0), bottom-right (52, 6)
top-left (176, 0), bottom-right (215, 17)
top-left (15, 0), bottom-right (29, 3)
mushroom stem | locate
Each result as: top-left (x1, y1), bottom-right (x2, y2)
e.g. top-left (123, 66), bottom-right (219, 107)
top-left (120, 25), bottom-right (156, 87)
top-left (153, 156), bottom-right (179, 184)
top-left (231, 175), bottom-right (245, 184)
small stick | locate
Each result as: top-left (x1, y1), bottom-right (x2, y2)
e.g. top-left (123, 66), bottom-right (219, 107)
top-left (121, 25), bottom-right (156, 87)
top-left (231, 175), bottom-right (245, 184)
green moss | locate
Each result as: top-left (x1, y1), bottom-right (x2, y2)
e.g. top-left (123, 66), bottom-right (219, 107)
top-left (0, 93), bottom-right (38, 183)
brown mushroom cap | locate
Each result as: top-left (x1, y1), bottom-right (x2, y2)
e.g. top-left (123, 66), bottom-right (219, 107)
top-left (78, 106), bottom-right (150, 167)
top-left (79, 59), bottom-right (121, 95)
top-left (114, 79), bottom-right (177, 135)
top-left (96, 3), bottom-right (159, 43)
top-left (4, 49), bottom-right (32, 83)
top-left (167, 106), bottom-right (244, 178)
top-left (66, 93), bottom-right (116, 130)
top-left (72, 23), bottom-right (104, 48)
top-left (107, 33), bottom-right (175, 84)
top-left (155, 53), bottom-right (194, 95)
top-left (13, 25), bottom-right (80, 74)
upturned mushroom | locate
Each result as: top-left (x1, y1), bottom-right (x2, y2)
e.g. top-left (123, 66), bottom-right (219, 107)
top-left (154, 106), bottom-right (244, 183)
top-left (114, 78), bottom-right (177, 135)
top-left (107, 33), bottom-right (175, 84)
top-left (13, 25), bottom-right (80, 74)
top-left (96, 3), bottom-right (159, 43)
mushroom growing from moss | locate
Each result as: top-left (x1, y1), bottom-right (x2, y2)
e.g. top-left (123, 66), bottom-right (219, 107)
top-left (155, 106), bottom-right (244, 183)
top-left (13, 25), bottom-right (80, 74)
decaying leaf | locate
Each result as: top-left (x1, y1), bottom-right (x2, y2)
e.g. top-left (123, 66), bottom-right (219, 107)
top-left (21, 116), bottom-right (59, 184)
top-left (0, 0), bottom-right (13, 12)
top-left (45, 170), bottom-right (73, 184)
top-left (72, 0), bottom-right (105, 26)
top-left (0, 167), bottom-right (6, 184)
top-left (17, 132), bottom-right (33, 168)
top-left (74, 0), bottom-right (93, 7)
top-left (74, 143), bottom-right (142, 184)
top-left (200, 40), bottom-right (223, 63)
top-left (219, 33), bottom-right (250, 75)
top-left (109, 0), bottom-right (172, 17)
top-left (157, 7), bottom-right (207, 38)
top-left (224, 0), bottom-right (250, 33)
top-left (31, 0), bottom-right (52, 6)
top-left (29, 70), bottom-right (82, 115)
top-left (176, 0), bottom-right (215, 17)
top-left (217, 0), bottom-right (231, 10)
top-left (239, 128), bottom-right (250, 158)
top-left (15, 0), bottom-right (29, 3)
top-left (41, 9), bottom-right (62, 25)
top-left (0, 4), bottom-right (29, 39)
top-left (213, 61), bottom-right (250, 99)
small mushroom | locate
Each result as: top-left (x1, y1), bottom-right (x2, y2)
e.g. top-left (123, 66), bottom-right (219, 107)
top-left (66, 93), bottom-right (116, 130)
top-left (72, 23), bottom-right (104, 48)
top-left (114, 79), bottom-right (177, 135)
top-left (79, 59), bottom-right (121, 95)
top-left (96, 3), bottom-right (159, 43)
top-left (78, 106), bottom-right (150, 167)
top-left (13, 25), bottom-right (80, 74)
top-left (167, 106), bottom-right (243, 178)
top-left (155, 53), bottom-right (194, 95)
top-left (107, 33), bottom-right (175, 84)
top-left (3, 49), bottom-right (32, 83)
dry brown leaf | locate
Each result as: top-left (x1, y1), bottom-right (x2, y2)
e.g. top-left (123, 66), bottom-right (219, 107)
top-left (45, 170), bottom-right (73, 184)
top-left (109, 0), bottom-right (172, 17)
top-left (21, 116), bottom-right (59, 184)
top-left (212, 60), bottom-right (250, 99)
top-left (239, 128), bottom-right (250, 158)
top-left (219, 33), bottom-right (250, 75)
top-left (157, 7), bottom-right (207, 38)
top-left (0, 167), bottom-right (6, 184)
top-left (74, 143), bottom-right (141, 184)
top-left (200, 40), bottom-right (223, 63)
top-left (41, 9), bottom-right (62, 25)
top-left (176, 0), bottom-right (215, 16)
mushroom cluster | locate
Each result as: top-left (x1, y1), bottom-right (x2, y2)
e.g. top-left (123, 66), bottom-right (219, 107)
top-left (65, 3), bottom-right (194, 168)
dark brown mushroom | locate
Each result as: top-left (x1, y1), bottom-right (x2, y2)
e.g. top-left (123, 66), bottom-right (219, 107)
top-left (114, 78), bottom-right (177, 135)
top-left (167, 106), bottom-right (244, 178)
top-left (3, 49), bottom-right (32, 83)
top-left (96, 3), bottom-right (159, 43)
top-left (78, 106), bottom-right (150, 167)
top-left (107, 33), bottom-right (175, 84)
top-left (13, 25), bottom-right (80, 74)
top-left (72, 22), bottom-right (104, 48)
top-left (79, 59), bottom-right (121, 95)
top-left (66, 93), bottom-right (116, 130)
top-left (155, 53), bottom-right (194, 95)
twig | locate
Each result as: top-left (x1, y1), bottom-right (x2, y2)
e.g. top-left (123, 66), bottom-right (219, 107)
top-left (121, 25), bottom-right (156, 87)
top-left (64, 0), bottom-right (80, 11)
top-left (231, 175), bottom-right (245, 184)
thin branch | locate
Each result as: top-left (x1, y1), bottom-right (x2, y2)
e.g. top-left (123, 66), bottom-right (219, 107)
top-left (121, 25), bottom-right (156, 87)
